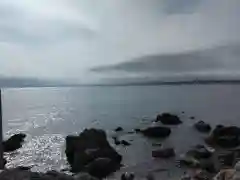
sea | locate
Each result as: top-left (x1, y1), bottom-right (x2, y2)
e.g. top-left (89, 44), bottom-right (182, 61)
top-left (2, 84), bottom-right (240, 179)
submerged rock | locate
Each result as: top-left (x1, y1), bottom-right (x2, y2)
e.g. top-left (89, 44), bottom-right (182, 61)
top-left (194, 121), bottom-right (211, 133)
top-left (156, 113), bottom-right (182, 125)
top-left (205, 126), bottom-right (240, 148)
top-left (65, 128), bottom-right (122, 178)
top-left (115, 127), bottom-right (123, 132)
top-left (3, 133), bottom-right (26, 152)
top-left (141, 127), bottom-right (171, 138)
top-left (152, 148), bottom-right (175, 158)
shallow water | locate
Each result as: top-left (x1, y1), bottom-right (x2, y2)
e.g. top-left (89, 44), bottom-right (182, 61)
top-left (2, 85), bottom-right (240, 178)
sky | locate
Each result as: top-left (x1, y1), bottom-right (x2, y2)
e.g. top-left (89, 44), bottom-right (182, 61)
top-left (0, 0), bottom-right (239, 83)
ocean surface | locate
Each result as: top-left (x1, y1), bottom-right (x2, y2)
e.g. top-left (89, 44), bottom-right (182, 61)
top-left (2, 85), bottom-right (240, 179)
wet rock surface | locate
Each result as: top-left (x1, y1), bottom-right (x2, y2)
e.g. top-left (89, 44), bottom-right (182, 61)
top-left (152, 148), bottom-right (175, 158)
top-left (65, 129), bottom-right (122, 178)
top-left (205, 126), bottom-right (240, 148)
top-left (3, 133), bottom-right (26, 152)
top-left (156, 113), bottom-right (182, 125)
top-left (140, 127), bottom-right (171, 138)
top-left (194, 121), bottom-right (212, 133)
top-left (0, 168), bottom-right (99, 180)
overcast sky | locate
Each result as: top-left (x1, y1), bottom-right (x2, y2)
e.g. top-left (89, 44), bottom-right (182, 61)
top-left (0, 0), bottom-right (239, 83)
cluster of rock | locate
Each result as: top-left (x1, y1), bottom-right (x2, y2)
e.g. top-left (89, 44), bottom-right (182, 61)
top-left (65, 129), bottom-right (122, 179)
top-left (4, 112), bottom-right (240, 180)
top-left (0, 167), bottom-right (99, 180)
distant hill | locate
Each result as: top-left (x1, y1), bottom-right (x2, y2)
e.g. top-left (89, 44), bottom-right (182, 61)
top-left (0, 77), bottom-right (63, 88)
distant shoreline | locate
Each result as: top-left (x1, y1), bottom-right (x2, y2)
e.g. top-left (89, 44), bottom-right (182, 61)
top-left (2, 79), bottom-right (240, 88)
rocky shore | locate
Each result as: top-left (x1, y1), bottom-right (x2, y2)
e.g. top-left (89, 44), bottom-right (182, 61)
top-left (2, 112), bottom-right (240, 180)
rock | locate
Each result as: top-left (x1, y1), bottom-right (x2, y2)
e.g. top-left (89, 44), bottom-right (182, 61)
top-left (180, 172), bottom-right (191, 180)
top-left (213, 169), bottom-right (235, 180)
top-left (46, 170), bottom-right (73, 180)
top-left (0, 168), bottom-right (74, 180)
top-left (156, 113), bottom-right (182, 125)
top-left (199, 160), bottom-right (216, 173)
top-left (84, 158), bottom-right (117, 179)
top-left (152, 143), bottom-right (162, 147)
top-left (218, 151), bottom-right (235, 167)
top-left (152, 148), bottom-right (175, 158)
top-left (186, 145), bottom-right (213, 159)
top-left (205, 126), bottom-right (240, 148)
top-left (194, 121), bottom-right (212, 133)
top-left (193, 170), bottom-right (211, 180)
top-left (178, 155), bottom-right (200, 168)
top-left (134, 128), bottom-right (141, 133)
top-left (65, 129), bottom-right (122, 177)
top-left (112, 137), bottom-right (121, 145)
top-left (120, 140), bottom-right (131, 146)
top-left (121, 172), bottom-right (135, 180)
top-left (141, 127), bottom-right (171, 138)
top-left (3, 133), bottom-right (26, 152)
top-left (115, 127), bottom-right (123, 132)
top-left (74, 173), bottom-right (99, 180)
top-left (146, 173), bottom-right (155, 180)
top-left (190, 116), bottom-right (195, 120)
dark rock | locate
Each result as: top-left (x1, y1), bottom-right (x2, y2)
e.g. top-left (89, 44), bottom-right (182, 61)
top-left (0, 168), bottom-right (74, 180)
top-left (190, 116), bottom-right (195, 120)
top-left (194, 121), bottom-right (211, 133)
top-left (115, 127), bottom-right (123, 132)
top-left (84, 158), bottom-right (118, 179)
top-left (181, 111), bottom-right (185, 114)
top-left (152, 143), bottom-right (162, 147)
top-left (217, 151), bottom-right (235, 167)
top-left (134, 128), bottom-right (141, 133)
top-left (3, 133), bottom-right (26, 152)
top-left (121, 172), bottom-right (135, 180)
top-left (156, 113), bottom-right (182, 125)
top-left (199, 160), bottom-right (216, 173)
top-left (205, 126), bottom-right (240, 148)
top-left (186, 145), bottom-right (213, 159)
top-left (112, 137), bottom-right (121, 145)
top-left (65, 128), bottom-right (122, 177)
top-left (178, 156), bottom-right (200, 168)
top-left (152, 148), bottom-right (175, 158)
top-left (141, 127), bottom-right (171, 138)
top-left (193, 170), bottom-right (211, 180)
top-left (74, 173), bottom-right (99, 180)
top-left (120, 140), bottom-right (131, 146)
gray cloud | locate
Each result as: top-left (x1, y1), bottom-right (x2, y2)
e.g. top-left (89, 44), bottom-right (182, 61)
top-left (0, 0), bottom-right (239, 83)
top-left (91, 44), bottom-right (240, 78)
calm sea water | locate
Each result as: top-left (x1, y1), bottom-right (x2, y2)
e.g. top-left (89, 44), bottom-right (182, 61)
top-left (2, 85), bottom-right (240, 178)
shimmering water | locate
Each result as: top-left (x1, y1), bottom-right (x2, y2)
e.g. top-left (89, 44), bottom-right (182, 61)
top-left (2, 85), bottom-right (240, 178)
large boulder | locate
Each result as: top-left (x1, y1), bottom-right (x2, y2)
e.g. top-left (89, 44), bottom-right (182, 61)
top-left (140, 127), bottom-right (171, 138)
top-left (152, 148), bottom-right (175, 158)
top-left (65, 129), bottom-right (122, 178)
top-left (194, 121), bottom-right (211, 133)
top-left (74, 173), bottom-right (99, 180)
top-left (205, 126), bottom-right (240, 148)
top-left (3, 133), bottom-right (26, 152)
top-left (84, 158), bottom-right (117, 179)
top-left (156, 113), bottom-right (182, 125)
